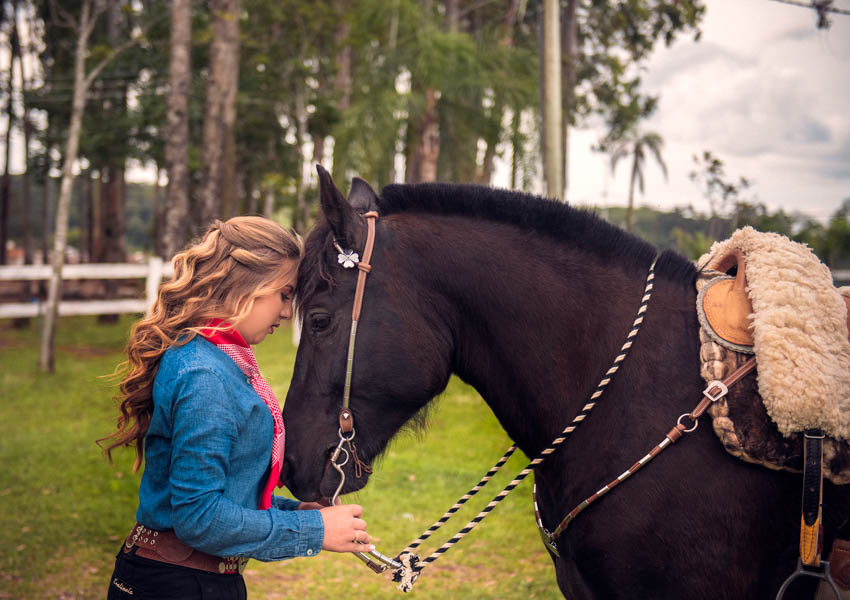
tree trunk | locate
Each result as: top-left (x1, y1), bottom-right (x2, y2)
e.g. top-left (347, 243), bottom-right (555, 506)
top-left (99, 0), bottom-right (127, 300)
top-left (40, 0), bottom-right (95, 372)
top-left (99, 165), bottom-right (126, 263)
top-left (91, 171), bottom-right (103, 263)
top-left (478, 100), bottom-right (504, 185)
top-left (22, 116), bottom-right (32, 265)
top-left (15, 0), bottom-right (34, 266)
top-left (39, 0), bottom-right (143, 370)
top-left (294, 84), bottom-right (309, 234)
top-left (262, 187), bottom-right (274, 218)
top-left (626, 154), bottom-right (638, 232)
top-left (331, 0), bottom-right (352, 184)
top-left (199, 0), bottom-right (240, 227)
top-left (245, 175), bottom-right (256, 215)
top-left (153, 167), bottom-right (163, 257)
top-left (406, 87), bottom-right (440, 183)
top-left (542, 0), bottom-right (562, 200)
top-left (162, 0), bottom-right (191, 259)
top-left (41, 176), bottom-right (51, 266)
top-left (561, 0), bottom-right (577, 200)
top-left (81, 174), bottom-right (91, 262)
top-left (510, 106), bottom-right (521, 189)
top-left (11, 0), bottom-right (33, 327)
top-left (313, 135), bottom-right (325, 171)
top-left (0, 7), bottom-right (18, 266)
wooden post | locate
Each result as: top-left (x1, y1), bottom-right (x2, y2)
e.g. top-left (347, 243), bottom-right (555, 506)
top-left (542, 0), bottom-right (563, 200)
top-left (145, 256), bottom-right (163, 316)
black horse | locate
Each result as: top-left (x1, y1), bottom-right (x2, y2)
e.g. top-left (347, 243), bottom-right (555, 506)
top-left (282, 167), bottom-right (850, 599)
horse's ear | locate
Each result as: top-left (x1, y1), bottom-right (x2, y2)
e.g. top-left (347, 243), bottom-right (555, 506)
top-left (317, 164), bottom-right (357, 245)
top-left (348, 177), bottom-right (379, 213)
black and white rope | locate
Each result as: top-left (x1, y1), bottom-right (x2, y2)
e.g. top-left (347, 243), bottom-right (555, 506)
top-left (400, 445), bottom-right (518, 554)
top-left (393, 257), bottom-right (658, 592)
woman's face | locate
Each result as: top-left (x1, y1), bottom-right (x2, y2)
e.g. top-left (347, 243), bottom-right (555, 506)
top-left (235, 263), bottom-right (298, 345)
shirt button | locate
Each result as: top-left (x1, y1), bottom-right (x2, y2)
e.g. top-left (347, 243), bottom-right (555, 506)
top-left (306, 549), bottom-right (313, 556)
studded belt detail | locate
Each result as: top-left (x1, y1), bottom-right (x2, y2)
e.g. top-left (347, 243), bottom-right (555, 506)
top-left (124, 523), bottom-right (248, 575)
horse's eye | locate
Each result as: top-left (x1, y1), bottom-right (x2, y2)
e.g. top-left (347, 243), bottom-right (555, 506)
top-left (310, 314), bottom-right (331, 333)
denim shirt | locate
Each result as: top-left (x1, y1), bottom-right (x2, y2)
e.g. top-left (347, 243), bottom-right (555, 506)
top-left (136, 336), bottom-right (324, 561)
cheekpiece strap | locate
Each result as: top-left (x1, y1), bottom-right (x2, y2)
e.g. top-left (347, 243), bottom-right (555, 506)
top-left (342, 211), bottom-right (379, 420)
top-left (352, 212), bottom-right (378, 322)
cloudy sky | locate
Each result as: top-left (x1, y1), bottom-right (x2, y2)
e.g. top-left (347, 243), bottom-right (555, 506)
top-left (534, 0), bottom-right (850, 223)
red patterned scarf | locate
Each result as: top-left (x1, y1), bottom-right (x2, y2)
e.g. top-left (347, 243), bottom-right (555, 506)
top-left (201, 319), bottom-right (284, 510)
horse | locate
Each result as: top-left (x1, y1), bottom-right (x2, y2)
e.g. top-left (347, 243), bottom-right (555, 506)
top-left (281, 166), bottom-right (850, 599)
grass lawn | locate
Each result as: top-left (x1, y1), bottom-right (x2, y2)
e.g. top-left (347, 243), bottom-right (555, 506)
top-left (0, 316), bottom-right (559, 599)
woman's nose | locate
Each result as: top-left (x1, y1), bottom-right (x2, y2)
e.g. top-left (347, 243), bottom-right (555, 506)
top-left (280, 301), bottom-right (293, 320)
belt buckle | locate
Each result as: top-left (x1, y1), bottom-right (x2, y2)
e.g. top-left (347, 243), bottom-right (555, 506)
top-left (125, 524), bottom-right (144, 551)
top-left (219, 557), bottom-right (249, 575)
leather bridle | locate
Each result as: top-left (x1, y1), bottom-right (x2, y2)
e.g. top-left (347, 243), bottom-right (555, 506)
top-left (325, 210), bottom-right (402, 572)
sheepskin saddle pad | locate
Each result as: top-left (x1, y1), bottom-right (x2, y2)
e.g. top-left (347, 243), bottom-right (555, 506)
top-left (695, 227), bottom-right (850, 484)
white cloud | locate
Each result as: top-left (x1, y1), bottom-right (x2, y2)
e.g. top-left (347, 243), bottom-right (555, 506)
top-left (562, 0), bottom-right (850, 223)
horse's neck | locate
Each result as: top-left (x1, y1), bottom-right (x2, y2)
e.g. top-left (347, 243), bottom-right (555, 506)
top-left (396, 215), bottom-right (700, 458)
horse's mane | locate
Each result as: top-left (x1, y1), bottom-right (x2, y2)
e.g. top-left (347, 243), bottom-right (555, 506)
top-left (378, 182), bottom-right (696, 282)
top-left (296, 183), bottom-right (697, 313)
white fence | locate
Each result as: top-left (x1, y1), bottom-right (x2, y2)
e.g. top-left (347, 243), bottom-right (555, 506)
top-left (0, 261), bottom-right (848, 322)
top-left (0, 258), bottom-right (174, 319)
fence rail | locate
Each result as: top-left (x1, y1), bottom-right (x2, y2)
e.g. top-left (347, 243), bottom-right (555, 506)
top-left (0, 262), bottom-right (848, 321)
top-left (0, 258), bottom-right (173, 320)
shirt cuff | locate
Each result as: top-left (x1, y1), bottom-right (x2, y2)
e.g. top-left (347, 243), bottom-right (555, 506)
top-left (292, 509), bottom-right (324, 557)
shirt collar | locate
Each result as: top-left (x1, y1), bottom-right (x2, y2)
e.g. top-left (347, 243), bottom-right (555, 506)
top-left (200, 318), bottom-right (250, 348)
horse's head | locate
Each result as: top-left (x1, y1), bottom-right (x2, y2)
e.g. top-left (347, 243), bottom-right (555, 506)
top-left (282, 167), bottom-right (453, 502)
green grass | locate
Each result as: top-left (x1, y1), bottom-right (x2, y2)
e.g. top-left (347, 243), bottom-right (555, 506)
top-left (0, 316), bottom-right (559, 599)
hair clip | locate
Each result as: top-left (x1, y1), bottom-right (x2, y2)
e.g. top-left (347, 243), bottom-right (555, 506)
top-left (333, 241), bottom-right (360, 269)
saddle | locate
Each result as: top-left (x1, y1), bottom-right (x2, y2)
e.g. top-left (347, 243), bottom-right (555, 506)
top-left (695, 227), bottom-right (850, 484)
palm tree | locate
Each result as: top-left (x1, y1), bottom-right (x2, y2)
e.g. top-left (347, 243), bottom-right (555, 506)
top-left (609, 129), bottom-right (668, 232)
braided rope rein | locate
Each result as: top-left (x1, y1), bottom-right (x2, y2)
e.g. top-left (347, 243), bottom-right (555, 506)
top-left (392, 257), bottom-right (657, 591)
top-left (399, 445), bottom-right (518, 555)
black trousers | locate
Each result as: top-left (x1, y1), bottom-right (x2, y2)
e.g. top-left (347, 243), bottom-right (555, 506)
top-left (107, 546), bottom-right (247, 600)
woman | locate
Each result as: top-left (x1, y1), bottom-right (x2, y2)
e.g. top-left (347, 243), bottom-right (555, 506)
top-left (100, 216), bottom-right (371, 599)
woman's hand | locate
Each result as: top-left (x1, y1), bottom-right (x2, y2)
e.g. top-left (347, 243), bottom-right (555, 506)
top-left (319, 504), bottom-right (373, 553)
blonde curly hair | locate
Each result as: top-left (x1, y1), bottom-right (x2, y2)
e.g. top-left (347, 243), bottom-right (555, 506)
top-left (99, 216), bottom-right (302, 471)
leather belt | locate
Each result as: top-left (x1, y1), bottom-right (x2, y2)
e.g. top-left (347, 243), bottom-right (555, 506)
top-left (123, 522), bottom-right (248, 575)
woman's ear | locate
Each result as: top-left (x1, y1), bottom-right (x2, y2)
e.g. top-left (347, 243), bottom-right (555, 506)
top-left (317, 165), bottom-right (358, 247)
